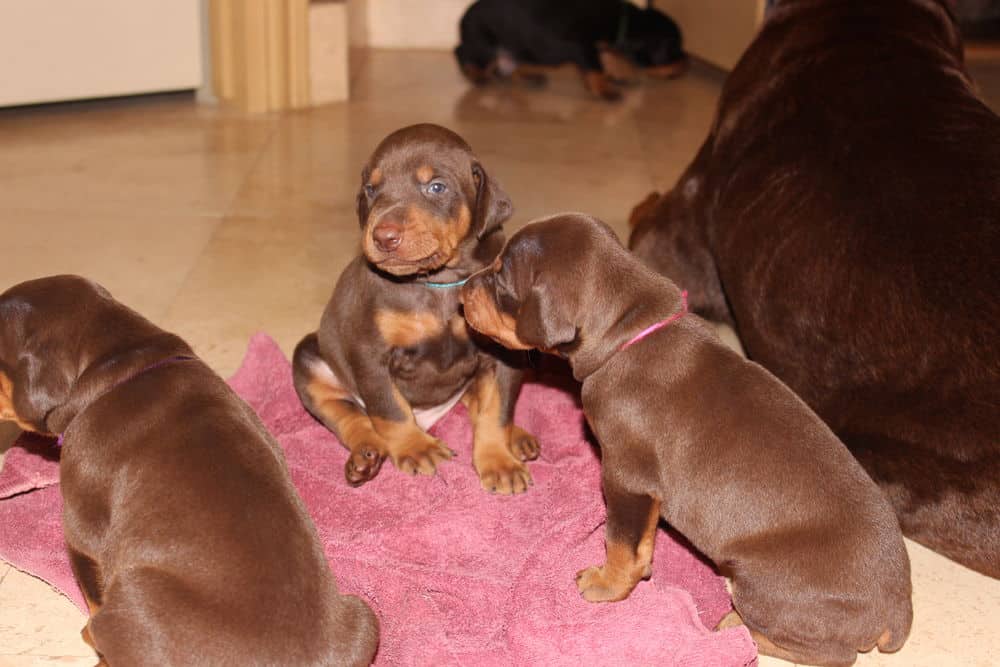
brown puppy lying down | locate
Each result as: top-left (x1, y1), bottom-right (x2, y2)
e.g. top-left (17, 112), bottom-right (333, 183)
top-left (0, 276), bottom-right (378, 666)
top-left (294, 124), bottom-right (539, 494)
top-left (628, 0), bottom-right (1000, 577)
top-left (461, 215), bottom-right (912, 667)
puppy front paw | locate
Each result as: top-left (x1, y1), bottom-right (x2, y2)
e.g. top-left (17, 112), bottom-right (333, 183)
top-left (584, 72), bottom-right (622, 101)
top-left (345, 443), bottom-right (386, 486)
top-left (575, 565), bottom-right (636, 603)
top-left (509, 425), bottom-right (540, 462)
top-left (477, 451), bottom-right (532, 495)
top-left (390, 434), bottom-right (455, 476)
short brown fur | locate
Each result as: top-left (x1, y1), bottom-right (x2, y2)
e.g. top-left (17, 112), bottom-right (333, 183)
top-left (0, 275), bottom-right (379, 666)
top-left (627, 0), bottom-right (1000, 577)
top-left (293, 124), bottom-right (539, 492)
top-left (462, 215), bottom-right (913, 667)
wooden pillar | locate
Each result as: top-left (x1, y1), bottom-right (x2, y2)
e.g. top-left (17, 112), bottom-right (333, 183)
top-left (209, 0), bottom-right (346, 112)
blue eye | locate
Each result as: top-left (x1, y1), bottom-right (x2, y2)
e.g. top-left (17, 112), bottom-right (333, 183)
top-left (364, 184), bottom-right (376, 197)
top-left (428, 181), bottom-right (447, 195)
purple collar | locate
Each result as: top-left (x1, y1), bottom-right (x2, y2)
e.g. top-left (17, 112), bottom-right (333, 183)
top-left (55, 354), bottom-right (196, 447)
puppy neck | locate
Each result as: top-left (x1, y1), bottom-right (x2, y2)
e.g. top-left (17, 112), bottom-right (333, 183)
top-left (418, 227), bottom-right (506, 287)
top-left (47, 333), bottom-right (194, 437)
top-left (565, 282), bottom-right (688, 381)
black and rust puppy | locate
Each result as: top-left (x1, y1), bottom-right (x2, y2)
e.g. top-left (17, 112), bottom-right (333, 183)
top-left (0, 276), bottom-right (378, 666)
top-left (293, 123), bottom-right (539, 494)
top-left (628, 0), bottom-right (1000, 577)
top-left (455, 0), bottom-right (686, 100)
top-left (462, 215), bottom-right (912, 667)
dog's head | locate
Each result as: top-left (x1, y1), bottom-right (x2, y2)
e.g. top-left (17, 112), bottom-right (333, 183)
top-left (357, 123), bottom-right (512, 277)
top-left (0, 275), bottom-right (183, 435)
top-left (621, 6), bottom-right (685, 71)
top-left (460, 214), bottom-right (621, 354)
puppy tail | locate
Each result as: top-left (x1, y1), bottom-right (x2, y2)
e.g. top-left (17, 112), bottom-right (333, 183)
top-left (332, 594), bottom-right (380, 667)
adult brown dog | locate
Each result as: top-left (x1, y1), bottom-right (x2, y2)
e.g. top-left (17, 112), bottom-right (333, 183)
top-left (461, 215), bottom-right (912, 667)
top-left (628, 0), bottom-right (1000, 577)
top-left (293, 124), bottom-right (539, 493)
top-left (0, 276), bottom-right (378, 666)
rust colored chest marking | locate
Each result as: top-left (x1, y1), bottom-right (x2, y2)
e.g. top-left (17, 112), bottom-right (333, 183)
top-left (375, 309), bottom-right (446, 348)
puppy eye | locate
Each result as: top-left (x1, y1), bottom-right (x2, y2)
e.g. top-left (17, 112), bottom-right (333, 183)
top-left (427, 181), bottom-right (447, 195)
top-left (364, 184), bottom-right (376, 197)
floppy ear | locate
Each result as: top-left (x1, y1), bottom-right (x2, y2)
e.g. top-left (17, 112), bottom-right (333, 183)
top-left (472, 162), bottom-right (513, 240)
top-left (356, 167), bottom-right (370, 229)
top-left (515, 283), bottom-right (577, 351)
top-left (0, 299), bottom-right (72, 431)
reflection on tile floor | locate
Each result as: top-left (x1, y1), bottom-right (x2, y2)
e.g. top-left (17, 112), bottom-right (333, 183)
top-left (1, 49), bottom-right (998, 666)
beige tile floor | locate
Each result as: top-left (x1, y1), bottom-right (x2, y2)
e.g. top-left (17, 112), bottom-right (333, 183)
top-left (0, 49), bottom-right (998, 666)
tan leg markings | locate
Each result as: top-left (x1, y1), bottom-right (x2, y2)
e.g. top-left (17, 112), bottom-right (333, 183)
top-left (509, 425), bottom-right (540, 462)
top-left (583, 70), bottom-right (622, 101)
top-left (306, 379), bottom-right (389, 485)
top-left (647, 59), bottom-right (688, 79)
top-left (577, 497), bottom-right (661, 602)
top-left (309, 379), bottom-right (454, 481)
top-left (80, 590), bottom-right (100, 650)
top-left (463, 373), bottom-right (536, 494)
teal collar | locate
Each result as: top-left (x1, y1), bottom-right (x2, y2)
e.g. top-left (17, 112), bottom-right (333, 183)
top-left (425, 277), bottom-right (469, 289)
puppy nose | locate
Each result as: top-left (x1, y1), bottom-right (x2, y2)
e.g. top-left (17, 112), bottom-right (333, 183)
top-left (373, 222), bottom-right (403, 252)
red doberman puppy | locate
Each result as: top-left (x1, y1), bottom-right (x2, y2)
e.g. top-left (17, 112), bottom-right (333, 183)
top-left (628, 0), bottom-right (1000, 577)
top-left (462, 215), bottom-right (912, 667)
top-left (293, 124), bottom-right (539, 493)
top-left (0, 276), bottom-right (378, 666)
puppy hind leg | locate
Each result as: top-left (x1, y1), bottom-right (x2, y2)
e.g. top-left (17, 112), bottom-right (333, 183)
top-left (716, 607), bottom-right (858, 667)
top-left (69, 548), bottom-right (104, 655)
top-left (464, 367), bottom-right (536, 494)
top-left (576, 487), bottom-right (660, 602)
top-left (293, 334), bottom-right (388, 485)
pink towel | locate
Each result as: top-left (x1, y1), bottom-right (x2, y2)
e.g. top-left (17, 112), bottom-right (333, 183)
top-left (0, 333), bottom-right (756, 666)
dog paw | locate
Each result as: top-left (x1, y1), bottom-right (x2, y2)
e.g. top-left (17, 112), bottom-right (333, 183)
top-left (575, 565), bottom-right (633, 603)
top-left (509, 426), bottom-right (540, 462)
top-left (584, 72), bottom-right (623, 102)
top-left (514, 70), bottom-right (548, 88)
top-left (391, 435), bottom-right (455, 476)
top-left (477, 453), bottom-right (532, 495)
top-left (345, 443), bottom-right (386, 486)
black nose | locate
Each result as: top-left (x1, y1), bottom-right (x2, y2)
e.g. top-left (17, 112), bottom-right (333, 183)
top-left (373, 222), bottom-right (402, 252)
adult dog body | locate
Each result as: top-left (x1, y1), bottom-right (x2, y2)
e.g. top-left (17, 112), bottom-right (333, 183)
top-left (629, 0), bottom-right (1000, 576)
top-left (462, 215), bottom-right (912, 667)
top-left (0, 276), bottom-right (378, 666)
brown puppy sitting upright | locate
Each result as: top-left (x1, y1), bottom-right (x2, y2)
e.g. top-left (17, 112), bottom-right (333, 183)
top-left (628, 0), bottom-right (1000, 577)
top-left (0, 276), bottom-right (378, 666)
top-left (294, 124), bottom-right (539, 493)
top-left (462, 215), bottom-right (912, 667)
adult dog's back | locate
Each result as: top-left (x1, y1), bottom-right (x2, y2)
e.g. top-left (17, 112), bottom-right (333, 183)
top-left (629, 0), bottom-right (1000, 577)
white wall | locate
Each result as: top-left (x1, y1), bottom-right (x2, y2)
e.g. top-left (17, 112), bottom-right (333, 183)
top-left (0, 0), bottom-right (202, 107)
top-left (653, 0), bottom-right (765, 70)
top-left (347, 0), bottom-right (473, 49)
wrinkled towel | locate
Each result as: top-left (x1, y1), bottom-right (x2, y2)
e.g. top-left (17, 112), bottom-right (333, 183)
top-left (0, 333), bottom-right (756, 666)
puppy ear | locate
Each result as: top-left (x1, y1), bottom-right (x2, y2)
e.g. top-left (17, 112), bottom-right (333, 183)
top-left (515, 283), bottom-right (577, 350)
top-left (356, 168), bottom-right (370, 229)
top-left (472, 162), bottom-right (513, 240)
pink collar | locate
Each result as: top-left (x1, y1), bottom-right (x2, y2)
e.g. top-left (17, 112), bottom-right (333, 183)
top-left (620, 290), bottom-right (689, 351)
